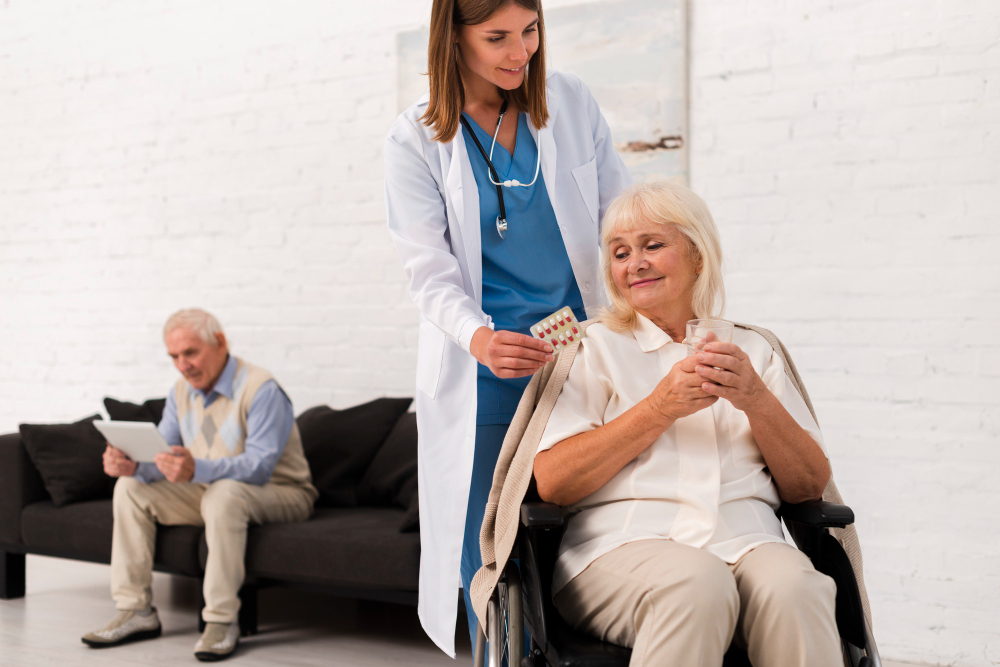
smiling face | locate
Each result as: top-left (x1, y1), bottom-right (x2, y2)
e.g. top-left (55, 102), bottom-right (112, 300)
top-left (608, 222), bottom-right (701, 321)
top-left (164, 327), bottom-right (229, 393)
top-left (455, 3), bottom-right (540, 93)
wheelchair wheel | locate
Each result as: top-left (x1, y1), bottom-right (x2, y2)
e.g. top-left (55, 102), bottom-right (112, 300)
top-left (487, 561), bottom-right (524, 667)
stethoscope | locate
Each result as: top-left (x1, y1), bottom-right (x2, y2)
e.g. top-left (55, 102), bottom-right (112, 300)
top-left (459, 100), bottom-right (541, 240)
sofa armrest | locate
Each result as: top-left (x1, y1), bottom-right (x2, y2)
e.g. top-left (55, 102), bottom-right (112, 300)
top-left (780, 500), bottom-right (855, 529)
top-left (0, 432), bottom-right (48, 546)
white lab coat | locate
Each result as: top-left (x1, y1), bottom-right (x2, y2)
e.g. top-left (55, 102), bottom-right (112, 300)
top-left (384, 70), bottom-right (631, 657)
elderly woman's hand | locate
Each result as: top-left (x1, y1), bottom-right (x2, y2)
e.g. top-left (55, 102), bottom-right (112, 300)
top-left (694, 342), bottom-right (769, 413)
top-left (647, 355), bottom-right (718, 424)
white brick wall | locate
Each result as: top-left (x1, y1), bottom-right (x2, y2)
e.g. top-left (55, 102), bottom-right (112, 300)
top-left (0, 1), bottom-right (428, 425)
top-left (689, 1), bottom-right (1000, 665)
top-left (1, 0), bottom-right (997, 664)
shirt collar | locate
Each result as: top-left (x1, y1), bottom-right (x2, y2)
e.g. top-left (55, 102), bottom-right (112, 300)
top-left (192, 354), bottom-right (236, 400)
top-left (631, 312), bottom-right (682, 353)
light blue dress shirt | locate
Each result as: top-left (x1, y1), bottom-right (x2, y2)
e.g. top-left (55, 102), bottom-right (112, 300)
top-left (133, 355), bottom-right (295, 486)
top-left (461, 111), bottom-right (586, 425)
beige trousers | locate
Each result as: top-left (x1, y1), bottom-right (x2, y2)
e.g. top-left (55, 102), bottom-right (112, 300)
top-left (111, 476), bottom-right (314, 623)
top-left (553, 540), bottom-right (840, 667)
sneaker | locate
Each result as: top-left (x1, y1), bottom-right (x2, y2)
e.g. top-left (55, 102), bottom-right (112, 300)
top-left (81, 607), bottom-right (162, 648)
top-left (194, 621), bottom-right (240, 661)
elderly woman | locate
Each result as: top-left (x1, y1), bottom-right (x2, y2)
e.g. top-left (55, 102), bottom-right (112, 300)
top-left (532, 182), bottom-right (841, 667)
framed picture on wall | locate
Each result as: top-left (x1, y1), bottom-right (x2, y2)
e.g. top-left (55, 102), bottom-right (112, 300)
top-left (396, 0), bottom-right (688, 184)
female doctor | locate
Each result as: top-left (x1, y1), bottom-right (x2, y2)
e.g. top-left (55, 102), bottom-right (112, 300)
top-left (384, 0), bottom-right (630, 657)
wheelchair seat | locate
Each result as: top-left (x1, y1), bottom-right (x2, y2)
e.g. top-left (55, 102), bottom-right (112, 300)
top-left (534, 607), bottom-right (752, 667)
top-left (485, 497), bottom-right (875, 667)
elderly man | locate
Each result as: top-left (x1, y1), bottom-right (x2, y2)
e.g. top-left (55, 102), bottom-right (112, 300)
top-left (82, 309), bottom-right (317, 661)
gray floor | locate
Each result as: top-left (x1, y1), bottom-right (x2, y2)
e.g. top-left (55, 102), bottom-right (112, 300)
top-left (1, 555), bottom-right (922, 667)
top-left (0, 555), bottom-right (468, 666)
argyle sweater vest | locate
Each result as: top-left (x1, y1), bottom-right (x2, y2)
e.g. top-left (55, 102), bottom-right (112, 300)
top-left (174, 357), bottom-right (316, 496)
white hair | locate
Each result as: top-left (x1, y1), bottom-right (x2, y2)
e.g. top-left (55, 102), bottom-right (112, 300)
top-left (163, 308), bottom-right (225, 346)
top-left (600, 181), bottom-right (726, 333)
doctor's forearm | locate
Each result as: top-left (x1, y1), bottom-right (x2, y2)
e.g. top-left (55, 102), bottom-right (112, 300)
top-left (469, 327), bottom-right (493, 364)
top-left (534, 398), bottom-right (672, 506)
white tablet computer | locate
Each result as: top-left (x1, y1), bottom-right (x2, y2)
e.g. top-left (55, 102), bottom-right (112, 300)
top-left (94, 421), bottom-right (173, 462)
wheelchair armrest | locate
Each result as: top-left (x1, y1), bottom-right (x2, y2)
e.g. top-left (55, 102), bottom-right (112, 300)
top-left (520, 501), bottom-right (564, 528)
top-left (782, 501), bottom-right (870, 650)
top-left (780, 500), bottom-right (854, 528)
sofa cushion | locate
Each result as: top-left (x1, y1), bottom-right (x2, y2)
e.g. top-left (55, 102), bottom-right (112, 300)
top-left (399, 484), bottom-right (419, 533)
top-left (226, 507), bottom-right (420, 591)
top-left (297, 398), bottom-right (412, 507)
top-left (104, 397), bottom-right (167, 424)
top-left (356, 412), bottom-right (420, 532)
top-left (21, 498), bottom-right (204, 576)
top-left (356, 412), bottom-right (417, 510)
top-left (19, 415), bottom-right (115, 507)
top-left (0, 432), bottom-right (48, 545)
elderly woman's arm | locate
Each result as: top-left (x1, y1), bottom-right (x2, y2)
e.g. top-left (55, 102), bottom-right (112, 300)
top-left (534, 355), bottom-right (716, 506)
top-left (695, 342), bottom-right (831, 504)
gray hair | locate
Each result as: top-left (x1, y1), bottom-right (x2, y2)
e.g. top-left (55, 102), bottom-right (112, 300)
top-left (163, 308), bottom-right (225, 346)
top-left (600, 181), bottom-right (726, 333)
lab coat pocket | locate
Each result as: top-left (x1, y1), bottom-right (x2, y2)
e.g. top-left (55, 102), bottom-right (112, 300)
top-left (571, 155), bottom-right (599, 224)
top-left (416, 320), bottom-right (447, 399)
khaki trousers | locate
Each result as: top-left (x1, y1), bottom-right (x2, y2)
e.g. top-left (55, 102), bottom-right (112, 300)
top-left (553, 540), bottom-right (840, 667)
top-left (111, 477), bottom-right (314, 623)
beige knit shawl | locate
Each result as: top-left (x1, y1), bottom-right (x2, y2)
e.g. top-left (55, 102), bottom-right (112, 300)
top-left (470, 321), bottom-right (874, 644)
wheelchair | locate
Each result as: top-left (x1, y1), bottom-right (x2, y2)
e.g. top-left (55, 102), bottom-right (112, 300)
top-left (472, 323), bottom-right (882, 667)
top-left (473, 492), bottom-right (882, 667)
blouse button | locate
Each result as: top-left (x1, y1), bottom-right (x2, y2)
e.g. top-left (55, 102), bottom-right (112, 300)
top-left (583, 282), bottom-right (592, 291)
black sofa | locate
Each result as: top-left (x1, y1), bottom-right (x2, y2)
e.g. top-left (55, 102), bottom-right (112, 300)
top-left (0, 398), bottom-right (421, 635)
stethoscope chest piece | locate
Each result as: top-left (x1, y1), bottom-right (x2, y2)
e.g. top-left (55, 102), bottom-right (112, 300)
top-left (460, 99), bottom-right (541, 241)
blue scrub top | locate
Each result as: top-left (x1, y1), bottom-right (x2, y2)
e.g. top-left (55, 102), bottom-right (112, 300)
top-left (462, 111), bottom-right (585, 425)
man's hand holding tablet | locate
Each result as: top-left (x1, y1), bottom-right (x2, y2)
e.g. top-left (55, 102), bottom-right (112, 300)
top-left (94, 421), bottom-right (178, 479)
top-left (155, 446), bottom-right (195, 483)
top-left (103, 445), bottom-right (138, 477)
top-left (102, 443), bottom-right (195, 482)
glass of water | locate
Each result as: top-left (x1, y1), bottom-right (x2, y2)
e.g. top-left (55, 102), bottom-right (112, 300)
top-left (685, 319), bottom-right (734, 356)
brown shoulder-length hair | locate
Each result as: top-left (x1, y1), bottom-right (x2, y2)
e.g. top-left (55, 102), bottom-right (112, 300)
top-left (421, 0), bottom-right (549, 143)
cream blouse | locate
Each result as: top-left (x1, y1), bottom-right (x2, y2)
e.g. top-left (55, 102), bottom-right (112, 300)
top-left (537, 314), bottom-right (827, 594)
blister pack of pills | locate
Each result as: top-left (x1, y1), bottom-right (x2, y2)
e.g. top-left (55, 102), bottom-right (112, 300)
top-left (530, 307), bottom-right (583, 353)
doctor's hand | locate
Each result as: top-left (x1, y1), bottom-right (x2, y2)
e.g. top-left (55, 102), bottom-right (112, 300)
top-left (470, 327), bottom-right (554, 379)
top-left (646, 356), bottom-right (718, 425)
top-left (155, 446), bottom-right (195, 483)
top-left (103, 444), bottom-right (138, 478)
